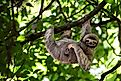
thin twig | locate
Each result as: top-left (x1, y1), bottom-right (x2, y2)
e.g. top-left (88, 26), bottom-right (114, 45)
top-left (37, 0), bottom-right (44, 20)
top-left (56, 0), bottom-right (68, 22)
top-left (105, 26), bottom-right (118, 55)
top-left (69, 4), bottom-right (90, 18)
top-left (8, 0), bottom-right (23, 9)
top-left (118, 22), bottom-right (121, 49)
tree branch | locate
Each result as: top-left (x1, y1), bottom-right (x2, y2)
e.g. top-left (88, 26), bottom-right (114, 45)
top-left (11, 60), bottom-right (26, 79)
top-left (37, 0), bottom-right (44, 20)
top-left (11, 0), bottom-right (17, 33)
top-left (21, 1), bottom-right (107, 45)
top-left (19, 0), bottom-right (55, 32)
top-left (99, 61), bottom-right (121, 81)
top-left (56, 0), bottom-right (68, 22)
top-left (69, 3), bottom-right (90, 18)
top-left (118, 21), bottom-right (121, 48)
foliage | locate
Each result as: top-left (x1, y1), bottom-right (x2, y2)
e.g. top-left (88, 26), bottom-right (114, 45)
top-left (0, 0), bottom-right (121, 81)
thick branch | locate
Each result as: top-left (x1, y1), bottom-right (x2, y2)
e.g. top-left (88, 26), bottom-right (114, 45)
top-left (21, 1), bottom-right (106, 45)
top-left (99, 61), bottom-right (121, 81)
top-left (11, 0), bottom-right (17, 33)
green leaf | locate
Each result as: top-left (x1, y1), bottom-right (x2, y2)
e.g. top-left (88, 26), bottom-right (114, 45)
top-left (105, 0), bottom-right (114, 4)
top-left (17, 36), bottom-right (25, 42)
top-left (106, 73), bottom-right (117, 81)
top-left (26, 3), bottom-right (33, 7)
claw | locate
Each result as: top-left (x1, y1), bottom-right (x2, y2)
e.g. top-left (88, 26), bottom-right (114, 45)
top-left (68, 44), bottom-right (74, 49)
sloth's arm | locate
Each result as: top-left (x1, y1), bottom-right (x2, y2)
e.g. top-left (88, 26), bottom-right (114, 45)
top-left (68, 44), bottom-right (91, 70)
top-left (45, 28), bottom-right (60, 59)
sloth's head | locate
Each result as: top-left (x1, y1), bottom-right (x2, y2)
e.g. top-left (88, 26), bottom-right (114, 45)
top-left (82, 34), bottom-right (99, 48)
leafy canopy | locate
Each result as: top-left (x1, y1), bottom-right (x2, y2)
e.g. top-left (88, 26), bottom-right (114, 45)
top-left (0, 0), bottom-right (121, 81)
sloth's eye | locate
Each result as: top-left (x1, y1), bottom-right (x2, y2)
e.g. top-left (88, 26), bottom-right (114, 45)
top-left (85, 39), bottom-right (89, 42)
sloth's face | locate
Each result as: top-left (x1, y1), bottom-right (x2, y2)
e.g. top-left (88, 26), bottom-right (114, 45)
top-left (85, 38), bottom-right (98, 48)
top-left (82, 34), bottom-right (99, 48)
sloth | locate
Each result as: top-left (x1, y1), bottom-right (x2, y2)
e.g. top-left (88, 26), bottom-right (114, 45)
top-left (45, 20), bottom-right (99, 70)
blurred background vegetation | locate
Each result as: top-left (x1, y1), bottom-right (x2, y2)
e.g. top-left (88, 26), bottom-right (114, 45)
top-left (0, 0), bottom-right (121, 81)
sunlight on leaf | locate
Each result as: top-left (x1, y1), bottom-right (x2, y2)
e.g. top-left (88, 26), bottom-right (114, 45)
top-left (117, 66), bottom-right (121, 74)
top-left (42, 77), bottom-right (49, 81)
top-left (89, 65), bottom-right (105, 79)
top-left (35, 62), bottom-right (47, 73)
top-left (17, 36), bottom-right (25, 42)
